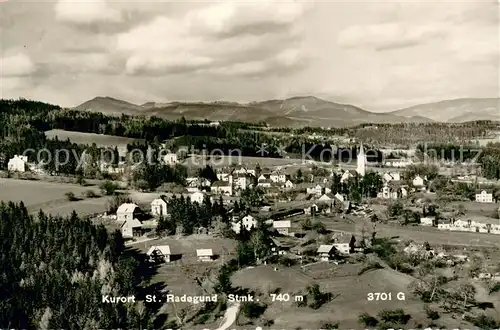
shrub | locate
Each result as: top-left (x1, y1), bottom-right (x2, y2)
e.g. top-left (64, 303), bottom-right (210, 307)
top-left (84, 190), bottom-right (100, 198)
top-left (65, 192), bottom-right (78, 201)
top-left (241, 302), bottom-right (267, 319)
top-left (358, 313), bottom-right (378, 326)
top-left (319, 322), bottom-right (338, 329)
top-left (99, 180), bottom-right (119, 196)
top-left (424, 305), bottom-right (440, 320)
top-left (377, 309), bottom-right (411, 326)
top-left (465, 314), bottom-right (499, 329)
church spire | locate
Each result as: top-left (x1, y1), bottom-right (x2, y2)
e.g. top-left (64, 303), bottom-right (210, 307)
top-left (356, 143), bottom-right (366, 176)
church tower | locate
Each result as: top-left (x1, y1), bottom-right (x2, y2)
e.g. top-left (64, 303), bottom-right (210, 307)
top-left (356, 143), bottom-right (366, 176)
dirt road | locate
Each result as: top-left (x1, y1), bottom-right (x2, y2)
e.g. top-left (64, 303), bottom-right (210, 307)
top-left (215, 302), bottom-right (240, 330)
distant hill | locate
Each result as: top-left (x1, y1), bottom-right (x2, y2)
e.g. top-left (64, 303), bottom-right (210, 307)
top-left (74, 95), bottom-right (438, 127)
top-left (249, 96), bottom-right (434, 126)
top-left (390, 98), bottom-right (500, 122)
top-left (75, 96), bottom-right (146, 117)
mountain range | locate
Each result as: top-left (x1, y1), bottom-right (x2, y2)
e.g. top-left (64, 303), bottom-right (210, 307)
top-left (74, 96), bottom-right (499, 128)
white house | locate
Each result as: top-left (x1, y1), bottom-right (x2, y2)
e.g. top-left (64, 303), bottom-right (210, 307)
top-left (304, 204), bottom-right (319, 215)
top-left (475, 190), bottom-right (493, 203)
top-left (232, 214), bottom-right (258, 233)
top-left (284, 180), bottom-right (295, 189)
top-left (117, 203), bottom-right (141, 222)
top-left (190, 191), bottom-right (206, 204)
top-left (270, 172), bottom-right (287, 183)
top-left (340, 170), bottom-right (355, 183)
top-left (378, 184), bottom-right (407, 200)
top-left (212, 179), bottom-right (233, 196)
top-left (7, 155), bottom-right (28, 172)
top-left (146, 245), bottom-right (171, 263)
top-left (257, 174), bottom-right (268, 181)
top-left (412, 175), bottom-right (425, 187)
top-left (420, 217), bottom-right (435, 226)
top-left (163, 153), bottom-right (179, 165)
top-left (318, 193), bottom-right (334, 201)
top-left (317, 245), bottom-right (335, 261)
top-left (333, 242), bottom-right (350, 255)
top-left (217, 173), bottom-right (230, 181)
top-left (382, 172), bottom-right (401, 183)
top-left (151, 196), bottom-right (168, 217)
top-left (197, 249), bottom-right (214, 262)
top-left (332, 234), bottom-right (353, 254)
top-left (121, 218), bottom-right (143, 238)
top-left (385, 159), bottom-right (413, 168)
top-left (234, 174), bottom-right (252, 191)
top-left (257, 179), bottom-right (272, 188)
top-left (334, 193), bottom-right (345, 202)
top-left (273, 220), bottom-right (291, 236)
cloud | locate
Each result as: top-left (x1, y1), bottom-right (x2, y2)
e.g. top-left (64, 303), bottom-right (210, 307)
top-left (185, 1), bottom-right (310, 37)
top-left (115, 1), bottom-right (310, 76)
top-left (337, 23), bottom-right (448, 50)
top-left (1, 53), bottom-right (37, 77)
top-left (55, 0), bottom-right (123, 24)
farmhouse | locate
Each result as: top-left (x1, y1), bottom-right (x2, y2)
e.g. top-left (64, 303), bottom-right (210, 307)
top-left (234, 173), bottom-right (253, 191)
top-left (340, 170), bottom-right (355, 183)
top-left (382, 172), bottom-right (401, 183)
top-left (273, 220), bottom-right (292, 236)
top-left (121, 218), bottom-right (144, 238)
top-left (420, 216), bottom-right (435, 226)
top-left (116, 203), bottom-right (142, 222)
top-left (284, 180), bottom-right (295, 189)
top-left (197, 249), bottom-right (214, 262)
top-left (151, 196), bottom-right (168, 217)
top-left (270, 172), bottom-right (287, 183)
top-left (146, 245), bottom-right (171, 263)
top-left (475, 189), bottom-right (493, 203)
top-left (412, 175), bottom-right (425, 187)
top-left (163, 153), bottom-right (178, 165)
top-left (257, 179), bottom-right (272, 188)
top-left (304, 204), bottom-right (319, 215)
top-left (378, 183), bottom-right (408, 199)
top-left (8, 155), bottom-right (28, 172)
top-left (270, 238), bottom-right (290, 256)
top-left (190, 191), bottom-right (206, 204)
top-left (232, 214), bottom-right (258, 233)
top-left (332, 234), bottom-right (354, 254)
top-left (212, 180), bottom-right (233, 196)
top-left (317, 245), bottom-right (335, 261)
top-left (318, 193), bottom-right (335, 201)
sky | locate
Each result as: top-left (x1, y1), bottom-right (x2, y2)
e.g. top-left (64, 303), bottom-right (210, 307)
top-left (0, 0), bottom-right (498, 112)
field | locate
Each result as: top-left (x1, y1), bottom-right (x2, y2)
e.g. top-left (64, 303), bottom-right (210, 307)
top-left (0, 178), bottom-right (106, 217)
top-left (45, 129), bottom-right (144, 149)
top-left (323, 216), bottom-right (500, 248)
top-left (182, 155), bottom-right (309, 168)
top-left (228, 264), bottom-right (461, 329)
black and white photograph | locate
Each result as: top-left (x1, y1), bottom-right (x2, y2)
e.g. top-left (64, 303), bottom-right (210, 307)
top-left (1, 0), bottom-right (499, 329)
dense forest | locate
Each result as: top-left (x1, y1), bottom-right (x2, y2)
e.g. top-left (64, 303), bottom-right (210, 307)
top-left (0, 202), bottom-right (157, 329)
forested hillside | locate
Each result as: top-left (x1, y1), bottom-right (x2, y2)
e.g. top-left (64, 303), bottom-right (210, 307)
top-left (0, 202), bottom-right (151, 329)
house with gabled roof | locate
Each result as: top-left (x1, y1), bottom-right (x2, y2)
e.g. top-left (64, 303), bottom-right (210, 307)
top-left (273, 220), bottom-right (292, 236)
top-left (121, 218), bottom-right (144, 238)
top-left (317, 245), bottom-right (335, 261)
top-left (151, 196), bottom-right (168, 217)
top-left (146, 245), bottom-right (172, 263)
top-left (197, 249), bottom-right (214, 262)
top-left (117, 203), bottom-right (142, 222)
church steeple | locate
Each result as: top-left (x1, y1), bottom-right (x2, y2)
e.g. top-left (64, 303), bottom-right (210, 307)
top-left (356, 143), bottom-right (366, 176)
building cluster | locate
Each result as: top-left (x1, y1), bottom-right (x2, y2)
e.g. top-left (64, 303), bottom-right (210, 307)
top-left (437, 217), bottom-right (500, 235)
